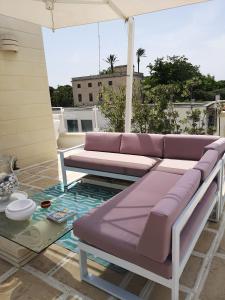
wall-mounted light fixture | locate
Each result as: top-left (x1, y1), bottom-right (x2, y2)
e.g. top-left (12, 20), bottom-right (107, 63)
top-left (0, 33), bottom-right (19, 52)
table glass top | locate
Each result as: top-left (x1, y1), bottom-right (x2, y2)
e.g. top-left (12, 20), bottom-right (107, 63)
top-left (0, 195), bottom-right (74, 253)
top-left (0, 182), bottom-right (120, 253)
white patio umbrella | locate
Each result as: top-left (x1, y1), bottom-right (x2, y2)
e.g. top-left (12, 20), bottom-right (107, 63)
top-left (0, 0), bottom-right (209, 132)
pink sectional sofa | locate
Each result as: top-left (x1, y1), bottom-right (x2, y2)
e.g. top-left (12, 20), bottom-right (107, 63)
top-left (59, 132), bottom-right (225, 300)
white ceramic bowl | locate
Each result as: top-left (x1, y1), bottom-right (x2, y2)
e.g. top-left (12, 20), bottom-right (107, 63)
top-left (5, 199), bottom-right (36, 221)
top-left (0, 191), bottom-right (29, 213)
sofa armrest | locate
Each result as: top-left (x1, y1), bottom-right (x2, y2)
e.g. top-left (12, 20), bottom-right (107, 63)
top-left (204, 138), bottom-right (225, 158)
top-left (58, 144), bottom-right (84, 155)
top-left (137, 169), bottom-right (201, 263)
top-left (194, 150), bottom-right (219, 181)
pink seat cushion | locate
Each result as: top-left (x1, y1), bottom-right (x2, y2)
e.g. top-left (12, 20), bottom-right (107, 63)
top-left (137, 169), bottom-right (201, 263)
top-left (64, 150), bottom-right (160, 177)
top-left (153, 159), bottom-right (197, 175)
top-left (74, 171), bottom-right (216, 279)
top-left (74, 171), bottom-right (181, 278)
top-left (84, 132), bottom-right (122, 153)
top-left (194, 150), bottom-right (219, 181)
top-left (120, 133), bottom-right (164, 157)
top-left (164, 134), bottom-right (219, 160)
top-left (204, 138), bottom-right (225, 158)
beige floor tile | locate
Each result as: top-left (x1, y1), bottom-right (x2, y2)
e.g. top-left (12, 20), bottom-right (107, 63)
top-left (0, 269), bottom-right (62, 300)
top-left (65, 171), bottom-right (85, 183)
top-left (66, 296), bottom-right (81, 300)
top-left (27, 187), bottom-right (44, 197)
top-left (41, 161), bottom-right (58, 168)
top-left (180, 255), bottom-right (203, 288)
top-left (147, 283), bottom-right (186, 300)
top-left (217, 230), bottom-right (225, 254)
top-left (16, 172), bottom-right (32, 181)
top-left (38, 168), bottom-right (59, 179)
top-left (0, 258), bottom-right (13, 276)
top-left (207, 220), bottom-right (221, 231)
top-left (25, 166), bottom-right (48, 174)
top-left (86, 258), bottom-right (125, 285)
top-left (18, 175), bottom-right (43, 184)
top-left (30, 178), bottom-right (60, 189)
top-left (125, 274), bottom-right (148, 295)
top-left (194, 230), bottom-right (216, 254)
top-left (53, 254), bottom-right (124, 300)
top-left (199, 256), bottom-right (225, 300)
top-left (17, 184), bottom-right (33, 194)
top-left (28, 244), bottom-right (70, 273)
top-left (17, 185), bottom-right (43, 197)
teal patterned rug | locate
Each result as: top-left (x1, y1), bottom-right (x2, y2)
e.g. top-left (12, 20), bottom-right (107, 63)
top-left (32, 181), bottom-right (125, 271)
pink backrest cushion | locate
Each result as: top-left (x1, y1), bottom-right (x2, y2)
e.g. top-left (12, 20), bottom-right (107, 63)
top-left (84, 132), bottom-right (122, 153)
top-left (120, 133), bottom-right (164, 157)
top-left (137, 169), bottom-right (201, 263)
top-left (164, 134), bottom-right (219, 160)
top-left (194, 150), bottom-right (219, 181)
top-left (204, 138), bottom-right (225, 158)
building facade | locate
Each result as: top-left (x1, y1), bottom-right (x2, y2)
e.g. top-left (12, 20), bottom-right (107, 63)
top-left (72, 65), bottom-right (143, 106)
top-left (53, 101), bottom-right (224, 138)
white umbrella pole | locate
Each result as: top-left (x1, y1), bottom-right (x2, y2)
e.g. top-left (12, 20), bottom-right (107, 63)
top-left (125, 16), bottom-right (135, 133)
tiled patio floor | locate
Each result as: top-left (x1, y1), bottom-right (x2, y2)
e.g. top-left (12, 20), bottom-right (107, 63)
top-left (0, 158), bottom-right (225, 300)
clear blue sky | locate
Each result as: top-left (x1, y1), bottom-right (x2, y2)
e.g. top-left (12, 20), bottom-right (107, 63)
top-left (42, 0), bottom-right (225, 88)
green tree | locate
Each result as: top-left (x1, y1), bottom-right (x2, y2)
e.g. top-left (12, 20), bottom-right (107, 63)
top-left (99, 86), bottom-right (125, 132)
top-left (49, 85), bottom-right (74, 107)
top-left (133, 99), bottom-right (150, 133)
top-left (144, 55), bottom-right (225, 102)
top-left (146, 55), bottom-right (201, 86)
top-left (216, 80), bottom-right (225, 89)
top-left (181, 77), bottom-right (202, 100)
top-left (181, 108), bottom-right (206, 134)
top-left (136, 48), bottom-right (146, 73)
top-left (104, 54), bottom-right (119, 73)
top-left (133, 84), bottom-right (181, 133)
top-left (198, 74), bottom-right (217, 91)
top-left (166, 102), bottom-right (181, 134)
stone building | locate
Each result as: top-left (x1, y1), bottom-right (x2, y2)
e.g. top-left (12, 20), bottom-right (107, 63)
top-left (71, 65), bottom-right (143, 106)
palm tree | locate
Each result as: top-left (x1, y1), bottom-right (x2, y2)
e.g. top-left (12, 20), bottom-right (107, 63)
top-left (104, 54), bottom-right (118, 73)
top-left (136, 48), bottom-right (146, 73)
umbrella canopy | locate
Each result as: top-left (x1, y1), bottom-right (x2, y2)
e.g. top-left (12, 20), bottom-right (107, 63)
top-left (0, 0), bottom-right (210, 132)
top-left (0, 0), bottom-right (209, 30)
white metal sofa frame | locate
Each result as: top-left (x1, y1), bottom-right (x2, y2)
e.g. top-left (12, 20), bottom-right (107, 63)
top-left (59, 144), bottom-right (139, 190)
top-left (59, 145), bottom-right (225, 300)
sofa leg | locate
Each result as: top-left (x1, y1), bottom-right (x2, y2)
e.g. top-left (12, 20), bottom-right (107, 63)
top-left (219, 166), bottom-right (224, 217)
top-left (79, 249), bottom-right (88, 279)
top-left (216, 165), bottom-right (223, 222)
top-left (62, 169), bottom-right (68, 191)
top-left (171, 279), bottom-right (179, 300)
top-left (215, 196), bottom-right (221, 222)
top-left (59, 152), bottom-right (68, 192)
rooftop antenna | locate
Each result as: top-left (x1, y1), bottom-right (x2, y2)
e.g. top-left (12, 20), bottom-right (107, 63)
top-left (97, 22), bottom-right (101, 74)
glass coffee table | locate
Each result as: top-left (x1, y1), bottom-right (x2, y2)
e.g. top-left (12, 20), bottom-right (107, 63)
top-left (0, 195), bottom-right (75, 253)
top-left (0, 181), bottom-right (120, 267)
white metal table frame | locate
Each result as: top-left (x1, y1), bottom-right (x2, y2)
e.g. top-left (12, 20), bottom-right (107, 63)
top-left (77, 159), bottom-right (223, 300)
